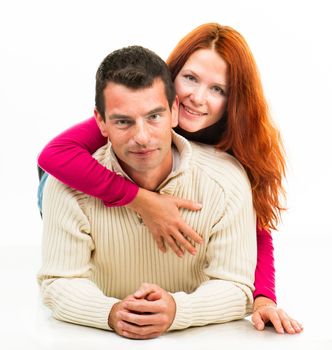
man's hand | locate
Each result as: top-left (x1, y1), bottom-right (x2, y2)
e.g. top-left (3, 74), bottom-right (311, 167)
top-left (252, 296), bottom-right (303, 334)
top-left (126, 188), bottom-right (203, 257)
top-left (109, 283), bottom-right (176, 339)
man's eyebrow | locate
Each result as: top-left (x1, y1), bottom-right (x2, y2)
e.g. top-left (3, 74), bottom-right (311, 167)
top-left (146, 107), bottom-right (167, 115)
top-left (107, 107), bottom-right (167, 120)
top-left (108, 114), bottom-right (131, 120)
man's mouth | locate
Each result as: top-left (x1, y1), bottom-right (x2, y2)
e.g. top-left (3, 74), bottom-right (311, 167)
top-left (129, 149), bottom-right (157, 156)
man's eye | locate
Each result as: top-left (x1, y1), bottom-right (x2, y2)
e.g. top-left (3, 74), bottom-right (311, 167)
top-left (148, 114), bottom-right (161, 121)
top-left (115, 120), bottom-right (131, 127)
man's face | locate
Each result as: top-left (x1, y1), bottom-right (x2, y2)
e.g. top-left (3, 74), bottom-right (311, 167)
top-left (95, 78), bottom-right (178, 176)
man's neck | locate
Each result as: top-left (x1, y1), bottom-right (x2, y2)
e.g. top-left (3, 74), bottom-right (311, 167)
top-left (119, 150), bottom-right (173, 191)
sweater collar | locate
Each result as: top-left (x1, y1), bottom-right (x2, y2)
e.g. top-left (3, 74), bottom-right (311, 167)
top-left (101, 131), bottom-right (192, 191)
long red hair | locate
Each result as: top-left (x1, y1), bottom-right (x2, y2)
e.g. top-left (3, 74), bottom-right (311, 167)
top-left (167, 23), bottom-right (286, 230)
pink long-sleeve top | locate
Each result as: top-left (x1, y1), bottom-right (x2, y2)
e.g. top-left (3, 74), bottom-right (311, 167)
top-left (38, 116), bottom-right (276, 303)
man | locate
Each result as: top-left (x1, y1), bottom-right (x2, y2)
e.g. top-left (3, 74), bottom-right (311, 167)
top-left (38, 46), bottom-right (257, 339)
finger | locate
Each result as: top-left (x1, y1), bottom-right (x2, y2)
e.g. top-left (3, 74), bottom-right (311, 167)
top-left (123, 295), bottom-right (137, 303)
top-left (251, 311), bottom-right (265, 331)
top-left (175, 198), bottom-right (203, 211)
top-left (120, 321), bottom-right (160, 336)
top-left (164, 235), bottom-right (184, 257)
top-left (146, 291), bottom-right (162, 301)
top-left (290, 319), bottom-right (303, 333)
top-left (281, 318), bottom-right (295, 334)
top-left (119, 311), bottom-right (162, 326)
top-left (278, 310), bottom-right (296, 334)
top-left (125, 299), bottom-right (165, 314)
top-left (275, 309), bottom-right (295, 334)
top-left (268, 310), bottom-right (285, 334)
top-left (134, 283), bottom-right (155, 299)
top-left (170, 230), bottom-right (197, 255)
top-left (155, 236), bottom-right (166, 253)
top-left (179, 222), bottom-right (203, 245)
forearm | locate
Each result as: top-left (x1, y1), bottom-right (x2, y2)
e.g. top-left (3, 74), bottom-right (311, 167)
top-left (168, 171), bottom-right (258, 331)
top-left (39, 176), bottom-right (118, 330)
top-left (40, 278), bottom-right (118, 330)
top-left (254, 227), bottom-right (276, 303)
top-left (169, 279), bottom-right (252, 330)
top-left (38, 117), bottom-right (139, 206)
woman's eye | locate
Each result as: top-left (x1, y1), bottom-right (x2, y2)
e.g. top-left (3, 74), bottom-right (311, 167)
top-left (211, 86), bottom-right (226, 95)
top-left (184, 74), bottom-right (196, 82)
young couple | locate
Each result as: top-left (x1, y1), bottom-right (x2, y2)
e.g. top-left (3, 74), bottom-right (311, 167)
top-left (38, 23), bottom-right (302, 335)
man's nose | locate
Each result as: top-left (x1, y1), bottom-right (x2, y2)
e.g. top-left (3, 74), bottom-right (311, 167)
top-left (133, 122), bottom-right (149, 145)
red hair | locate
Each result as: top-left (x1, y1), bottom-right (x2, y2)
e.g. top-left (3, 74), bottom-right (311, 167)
top-left (167, 23), bottom-right (286, 230)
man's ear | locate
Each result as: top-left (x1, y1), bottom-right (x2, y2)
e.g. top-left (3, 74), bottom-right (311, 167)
top-left (171, 95), bottom-right (179, 128)
top-left (94, 108), bottom-right (108, 137)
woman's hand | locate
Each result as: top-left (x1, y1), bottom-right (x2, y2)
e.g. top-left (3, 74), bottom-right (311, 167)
top-left (252, 296), bottom-right (303, 334)
top-left (126, 188), bottom-right (203, 257)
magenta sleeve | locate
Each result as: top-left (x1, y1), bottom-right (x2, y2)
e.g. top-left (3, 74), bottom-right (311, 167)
top-left (37, 117), bottom-right (139, 206)
top-left (253, 227), bottom-right (277, 303)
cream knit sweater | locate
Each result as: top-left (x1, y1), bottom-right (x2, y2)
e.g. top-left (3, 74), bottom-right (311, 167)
top-left (38, 132), bottom-right (257, 331)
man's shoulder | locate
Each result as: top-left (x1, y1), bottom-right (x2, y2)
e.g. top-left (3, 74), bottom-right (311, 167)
top-left (189, 142), bottom-right (249, 185)
top-left (43, 175), bottom-right (90, 210)
top-left (92, 143), bottom-right (112, 166)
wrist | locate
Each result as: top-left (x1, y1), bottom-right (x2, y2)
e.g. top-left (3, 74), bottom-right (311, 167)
top-left (108, 302), bottom-right (120, 329)
top-left (167, 294), bottom-right (177, 330)
top-left (125, 188), bottom-right (146, 213)
top-left (126, 188), bottom-right (157, 215)
top-left (253, 296), bottom-right (276, 312)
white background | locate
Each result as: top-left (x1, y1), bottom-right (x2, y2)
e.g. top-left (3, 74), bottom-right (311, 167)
top-left (1, 0), bottom-right (332, 348)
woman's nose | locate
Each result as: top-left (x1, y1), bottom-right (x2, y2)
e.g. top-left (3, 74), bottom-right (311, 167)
top-left (189, 86), bottom-right (207, 106)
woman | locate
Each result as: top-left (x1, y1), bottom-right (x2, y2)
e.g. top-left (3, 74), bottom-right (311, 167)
top-left (38, 23), bottom-right (302, 334)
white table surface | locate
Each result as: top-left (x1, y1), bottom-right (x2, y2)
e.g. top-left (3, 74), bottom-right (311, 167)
top-left (1, 239), bottom-right (331, 350)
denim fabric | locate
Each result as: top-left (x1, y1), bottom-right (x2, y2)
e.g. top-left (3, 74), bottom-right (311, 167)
top-left (38, 171), bottom-right (48, 214)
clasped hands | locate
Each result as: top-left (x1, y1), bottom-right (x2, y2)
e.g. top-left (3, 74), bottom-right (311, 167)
top-left (108, 283), bottom-right (176, 339)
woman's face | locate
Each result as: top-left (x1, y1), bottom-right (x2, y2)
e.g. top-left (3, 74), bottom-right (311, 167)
top-left (174, 48), bottom-right (228, 132)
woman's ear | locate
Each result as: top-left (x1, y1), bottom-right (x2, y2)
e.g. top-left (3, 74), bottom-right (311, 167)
top-left (94, 108), bottom-right (108, 137)
top-left (171, 95), bottom-right (179, 128)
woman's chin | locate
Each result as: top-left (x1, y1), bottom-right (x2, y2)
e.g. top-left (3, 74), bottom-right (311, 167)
top-left (178, 120), bottom-right (201, 133)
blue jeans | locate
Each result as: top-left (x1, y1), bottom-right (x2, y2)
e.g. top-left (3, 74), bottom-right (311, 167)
top-left (37, 167), bottom-right (48, 214)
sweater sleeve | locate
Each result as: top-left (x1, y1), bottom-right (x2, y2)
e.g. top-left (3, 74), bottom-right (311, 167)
top-left (37, 117), bottom-right (139, 206)
top-left (253, 227), bottom-right (277, 303)
top-left (37, 176), bottom-right (118, 330)
top-left (169, 184), bottom-right (257, 330)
